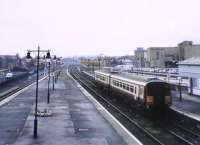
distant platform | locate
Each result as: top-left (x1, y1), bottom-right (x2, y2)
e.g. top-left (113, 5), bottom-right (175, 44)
top-left (171, 91), bottom-right (200, 122)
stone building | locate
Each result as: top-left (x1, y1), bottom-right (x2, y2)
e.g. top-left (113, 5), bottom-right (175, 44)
top-left (178, 41), bottom-right (200, 60)
top-left (147, 46), bottom-right (180, 68)
top-left (147, 47), bottom-right (166, 67)
top-left (134, 47), bottom-right (148, 67)
top-left (146, 41), bottom-right (200, 68)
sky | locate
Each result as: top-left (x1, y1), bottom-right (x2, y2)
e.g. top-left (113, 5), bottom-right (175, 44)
top-left (0, 0), bottom-right (200, 57)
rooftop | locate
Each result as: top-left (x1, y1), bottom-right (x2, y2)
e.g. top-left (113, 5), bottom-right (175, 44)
top-left (178, 57), bottom-right (200, 65)
top-left (96, 69), bottom-right (160, 83)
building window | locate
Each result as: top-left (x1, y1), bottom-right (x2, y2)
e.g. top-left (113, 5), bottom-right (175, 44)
top-left (156, 52), bottom-right (159, 60)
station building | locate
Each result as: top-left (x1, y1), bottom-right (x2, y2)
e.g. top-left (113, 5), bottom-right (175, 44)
top-left (178, 57), bottom-right (200, 96)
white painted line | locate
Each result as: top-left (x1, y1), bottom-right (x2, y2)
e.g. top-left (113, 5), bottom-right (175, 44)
top-left (171, 106), bottom-right (200, 122)
top-left (67, 69), bottom-right (143, 145)
top-left (0, 76), bottom-right (47, 107)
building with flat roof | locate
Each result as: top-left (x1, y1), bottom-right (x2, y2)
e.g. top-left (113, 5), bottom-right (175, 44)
top-left (147, 46), bottom-right (179, 68)
top-left (178, 41), bottom-right (200, 60)
top-left (146, 41), bottom-right (200, 68)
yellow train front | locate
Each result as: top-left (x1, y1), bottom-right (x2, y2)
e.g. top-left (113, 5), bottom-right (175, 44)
top-left (94, 70), bottom-right (172, 112)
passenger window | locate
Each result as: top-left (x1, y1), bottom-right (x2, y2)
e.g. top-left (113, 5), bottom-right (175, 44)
top-left (120, 82), bottom-right (122, 88)
top-left (123, 83), bottom-right (126, 89)
top-left (127, 85), bottom-right (130, 91)
top-left (135, 87), bottom-right (137, 94)
top-left (112, 80), bottom-right (114, 84)
top-left (116, 81), bottom-right (119, 86)
top-left (130, 87), bottom-right (133, 92)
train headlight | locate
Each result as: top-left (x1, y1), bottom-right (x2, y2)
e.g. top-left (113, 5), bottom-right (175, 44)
top-left (165, 96), bottom-right (171, 105)
top-left (146, 96), bottom-right (154, 105)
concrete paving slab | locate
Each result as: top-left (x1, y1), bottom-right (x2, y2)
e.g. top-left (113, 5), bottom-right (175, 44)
top-left (0, 78), bottom-right (48, 145)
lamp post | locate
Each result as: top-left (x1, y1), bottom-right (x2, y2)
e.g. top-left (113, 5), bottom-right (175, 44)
top-left (189, 77), bottom-right (193, 96)
top-left (26, 46), bottom-right (51, 139)
top-left (45, 51), bottom-right (51, 104)
top-left (47, 61), bottom-right (50, 103)
top-left (52, 55), bottom-right (57, 91)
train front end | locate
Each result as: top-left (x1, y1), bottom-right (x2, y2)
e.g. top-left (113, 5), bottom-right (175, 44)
top-left (145, 81), bottom-right (171, 110)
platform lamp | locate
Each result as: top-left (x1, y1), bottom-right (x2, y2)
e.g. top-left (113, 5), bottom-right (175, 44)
top-left (26, 46), bottom-right (51, 139)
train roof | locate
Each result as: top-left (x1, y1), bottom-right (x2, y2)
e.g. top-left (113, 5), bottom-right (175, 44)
top-left (95, 70), bottom-right (165, 85)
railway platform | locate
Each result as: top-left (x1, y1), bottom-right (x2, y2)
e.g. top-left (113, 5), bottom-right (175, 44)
top-left (0, 71), bottom-right (141, 145)
top-left (171, 91), bottom-right (200, 122)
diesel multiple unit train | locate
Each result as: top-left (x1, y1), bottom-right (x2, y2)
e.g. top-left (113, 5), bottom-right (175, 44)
top-left (93, 70), bottom-right (171, 110)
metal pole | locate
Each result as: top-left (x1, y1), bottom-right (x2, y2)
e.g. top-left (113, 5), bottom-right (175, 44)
top-left (190, 77), bottom-right (193, 95)
top-left (179, 79), bottom-right (182, 101)
top-left (34, 46), bottom-right (39, 138)
top-left (53, 62), bottom-right (55, 90)
top-left (108, 75), bottom-right (111, 96)
top-left (54, 62), bottom-right (57, 83)
top-left (47, 62), bottom-right (50, 103)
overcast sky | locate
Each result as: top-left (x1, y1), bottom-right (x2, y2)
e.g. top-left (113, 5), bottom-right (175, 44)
top-left (0, 0), bottom-right (200, 57)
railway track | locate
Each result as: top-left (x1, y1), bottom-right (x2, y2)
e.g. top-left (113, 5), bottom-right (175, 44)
top-left (79, 67), bottom-right (200, 145)
top-left (81, 68), bottom-right (200, 138)
top-left (0, 74), bottom-right (46, 102)
top-left (161, 111), bottom-right (200, 145)
top-left (68, 65), bottom-right (198, 145)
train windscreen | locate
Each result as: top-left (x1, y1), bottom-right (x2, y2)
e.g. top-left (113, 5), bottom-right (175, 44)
top-left (147, 82), bottom-right (171, 106)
